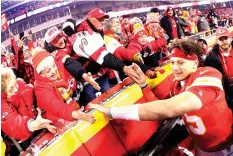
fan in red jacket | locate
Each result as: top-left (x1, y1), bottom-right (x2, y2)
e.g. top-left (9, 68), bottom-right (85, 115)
top-left (1, 68), bottom-right (56, 142)
top-left (32, 48), bottom-right (95, 123)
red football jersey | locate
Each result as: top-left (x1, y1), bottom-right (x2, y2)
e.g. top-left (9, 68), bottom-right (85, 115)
top-left (172, 67), bottom-right (232, 152)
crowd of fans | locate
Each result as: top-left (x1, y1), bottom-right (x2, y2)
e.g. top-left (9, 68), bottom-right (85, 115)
top-left (1, 5), bottom-right (233, 156)
top-left (111, 1), bottom-right (172, 12)
top-left (6, 0), bottom-right (67, 20)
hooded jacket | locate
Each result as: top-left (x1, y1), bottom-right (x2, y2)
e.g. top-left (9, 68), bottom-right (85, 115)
top-left (160, 6), bottom-right (184, 41)
top-left (1, 79), bottom-right (35, 142)
top-left (34, 59), bottom-right (78, 122)
top-left (204, 42), bottom-right (233, 109)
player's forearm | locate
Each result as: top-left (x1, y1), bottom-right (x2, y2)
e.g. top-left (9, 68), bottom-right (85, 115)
top-left (138, 100), bottom-right (175, 120)
top-left (109, 100), bottom-right (175, 121)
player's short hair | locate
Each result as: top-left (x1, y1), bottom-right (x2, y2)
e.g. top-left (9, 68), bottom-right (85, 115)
top-left (169, 39), bottom-right (204, 66)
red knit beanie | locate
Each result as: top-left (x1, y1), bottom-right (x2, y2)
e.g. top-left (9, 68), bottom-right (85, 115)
top-left (32, 48), bottom-right (54, 73)
top-left (133, 23), bottom-right (148, 40)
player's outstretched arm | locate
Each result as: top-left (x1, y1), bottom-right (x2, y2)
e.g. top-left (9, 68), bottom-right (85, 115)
top-left (89, 91), bottom-right (202, 121)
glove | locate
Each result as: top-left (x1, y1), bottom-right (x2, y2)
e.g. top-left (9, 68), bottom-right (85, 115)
top-left (152, 67), bottom-right (165, 74)
top-left (146, 67), bottom-right (165, 79)
top-left (146, 70), bottom-right (158, 79)
top-left (133, 53), bottom-right (144, 64)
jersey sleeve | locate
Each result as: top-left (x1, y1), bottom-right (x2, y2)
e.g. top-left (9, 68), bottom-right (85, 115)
top-left (187, 67), bottom-right (224, 106)
top-left (188, 67), bottom-right (223, 90)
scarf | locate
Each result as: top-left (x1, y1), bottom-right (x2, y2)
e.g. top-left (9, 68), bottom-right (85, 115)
top-left (54, 72), bottom-right (80, 110)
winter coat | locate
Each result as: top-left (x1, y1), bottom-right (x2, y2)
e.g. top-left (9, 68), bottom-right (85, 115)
top-left (1, 79), bottom-right (35, 142)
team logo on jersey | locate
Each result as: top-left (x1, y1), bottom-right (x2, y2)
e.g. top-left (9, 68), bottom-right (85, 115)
top-left (68, 78), bottom-right (75, 89)
top-left (200, 70), bottom-right (208, 75)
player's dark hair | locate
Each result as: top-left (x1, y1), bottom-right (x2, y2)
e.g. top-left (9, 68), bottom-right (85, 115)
top-left (168, 39), bottom-right (204, 66)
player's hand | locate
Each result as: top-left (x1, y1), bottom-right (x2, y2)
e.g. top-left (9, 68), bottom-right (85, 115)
top-left (28, 108), bottom-right (57, 134)
top-left (82, 72), bottom-right (101, 91)
top-left (72, 106), bottom-right (96, 123)
top-left (131, 63), bottom-right (147, 85)
top-left (88, 103), bottom-right (110, 115)
top-left (123, 65), bottom-right (140, 80)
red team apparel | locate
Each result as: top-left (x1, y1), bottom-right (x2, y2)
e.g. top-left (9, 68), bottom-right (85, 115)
top-left (172, 67), bottom-right (232, 152)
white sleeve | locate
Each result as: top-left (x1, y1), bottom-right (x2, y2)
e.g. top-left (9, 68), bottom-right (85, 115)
top-left (73, 31), bottom-right (105, 59)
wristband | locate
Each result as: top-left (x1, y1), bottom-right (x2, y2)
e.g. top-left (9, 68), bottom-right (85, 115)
top-left (108, 108), bottom-right (113, 118)
top-left (110, 105), bottom-right (140, 121)
top-left (140, 83), bottom-right (148, 88)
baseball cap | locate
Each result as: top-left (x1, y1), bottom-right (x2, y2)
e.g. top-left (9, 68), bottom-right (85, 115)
top-left (216, 27), bottom-right (230, 39)
top-left (197, 38), bottom-right (208, 46)
top-left (45, 27), bottom-right (61, 43)
top-left (87, 8), bottom-right (109, 19)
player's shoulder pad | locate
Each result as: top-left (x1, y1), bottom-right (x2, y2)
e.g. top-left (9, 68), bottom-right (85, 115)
top-left (191, 67), bottom-right (223, 90)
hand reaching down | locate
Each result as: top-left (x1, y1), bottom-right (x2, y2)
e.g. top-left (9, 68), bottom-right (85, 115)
top-left (28, 108), bottom-right (57, 134)
top-left (82, 72), bottom-right (101, 91)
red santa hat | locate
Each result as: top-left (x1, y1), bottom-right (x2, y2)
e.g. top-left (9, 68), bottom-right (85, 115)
top-left (32, 47), bottom-right (54, 74)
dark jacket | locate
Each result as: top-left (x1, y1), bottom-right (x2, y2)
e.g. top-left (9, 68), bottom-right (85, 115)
top-left (197, 15), bottom-right (210, 32)
top-left (160, 7), bottom-right (184, 41)
top-left (204, 42), bottom-right (233, 109)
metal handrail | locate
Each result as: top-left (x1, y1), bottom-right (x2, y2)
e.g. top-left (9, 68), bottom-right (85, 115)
top-left (189, 28), bottom-right (217, 39)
